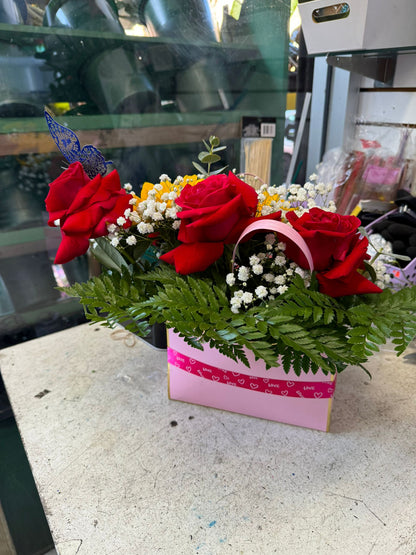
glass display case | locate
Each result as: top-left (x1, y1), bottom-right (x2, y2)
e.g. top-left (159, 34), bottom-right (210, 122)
top-left (0, 0), bottom-right (291, 347)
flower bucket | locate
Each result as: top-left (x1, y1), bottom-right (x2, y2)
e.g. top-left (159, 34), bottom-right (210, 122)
top-left (175, 56), bottom-right (233, 113)
top-left (44, 0), bottom-right (123, 33)
top-left (167, 330), bottom-right (336, 432)
top-left (0, 0), bottom-right (26, 24)
top-left (80, 47), bottom-right (158, 114)
top-left (138, 0), bottom-right (218, 43)
top-left (0, 43), bottom-right (53, 118)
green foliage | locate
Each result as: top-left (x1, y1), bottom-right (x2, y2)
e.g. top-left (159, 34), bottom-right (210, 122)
top-left (61, 266), bottom-right (154, 337)
top-left (192, 135), bottom-right (228, 176)
top-left (61, 262), bottom-right (416, 376)
top-left (90, 237), bottom-right (129, 272)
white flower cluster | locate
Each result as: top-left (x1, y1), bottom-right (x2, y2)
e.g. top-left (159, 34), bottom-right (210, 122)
top-left (129, 175), bottom-right (185, 233)
top-left (366, 233), bottom-right (393, 288)
top-left (107, 174), bottom-right (188, 247)
top-left (106, 217), bottom-right (139, 248)
top-left (226, 234), bottom-right (311, 313)
top-left (107, 176), bottom-right (187, 247)
top-left (257, 174), bottom-right (336, 219)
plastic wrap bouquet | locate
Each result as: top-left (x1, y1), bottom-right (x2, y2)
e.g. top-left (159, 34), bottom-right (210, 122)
top-left (44, 129), bottom-right (416, 379)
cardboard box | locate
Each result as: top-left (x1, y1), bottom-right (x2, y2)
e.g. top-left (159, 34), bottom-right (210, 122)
top-left (167, 330), bottom-right (336, 431)
top-left (298, 0), bottom-right (416, 55)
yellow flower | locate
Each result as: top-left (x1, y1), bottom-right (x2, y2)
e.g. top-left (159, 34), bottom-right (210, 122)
top-left (139, 175), bottom-right (201, 207)
top-left (256, 190), bottom-right (287, 217)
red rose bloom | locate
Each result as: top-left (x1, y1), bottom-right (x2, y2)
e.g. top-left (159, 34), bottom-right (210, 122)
top-left (160, 172), bottom-right (280, 274)
top-left (316, 235), bottom-right (381, 297)
top-left (286, 208), bottom-right (363, 270)
top-left (176, 172), bottom-right (258, 243)
top-left (286, 207), bottom-right (381, 297)
top-left (45, 162), bottom-right (132, 264)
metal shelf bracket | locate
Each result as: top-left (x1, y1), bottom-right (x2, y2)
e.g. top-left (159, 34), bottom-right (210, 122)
top-left (326, 53), bottom-right (396, 84)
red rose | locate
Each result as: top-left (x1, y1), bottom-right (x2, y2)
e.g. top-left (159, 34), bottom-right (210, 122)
top-left (285, 207), bottom-right (381, 297)
top-left (45, 162), bottom-right (132, 264)
top-left (286, 208), bottom-right (363, 270)
top-left (316, 236), bottom-right (381, 297)
top-left (176, 172), bottom-right (258, 243)
top-left (160, 172), bottom-right (280, 274)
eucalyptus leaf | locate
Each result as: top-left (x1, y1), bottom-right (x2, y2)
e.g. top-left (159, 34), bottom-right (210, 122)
top-left (192, 161), bottom-right (208, 175)
top-left (197, 151), bottom-right (210, 161)
top-left (210, 166), bottom-right (228, 175)
top-left (198, 153), bottom-right (221, 164)
top-left (384, 253), bottom-right (411, 262)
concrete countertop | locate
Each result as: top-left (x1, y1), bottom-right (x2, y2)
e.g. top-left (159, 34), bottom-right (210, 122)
top-left (1, 323), bottom-right (415, 555)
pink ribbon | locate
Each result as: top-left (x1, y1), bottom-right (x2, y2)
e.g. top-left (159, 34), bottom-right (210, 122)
top-left (232, 220), bottom-right (315, 271)
top-left (168, 348), bottom-right (336, 399)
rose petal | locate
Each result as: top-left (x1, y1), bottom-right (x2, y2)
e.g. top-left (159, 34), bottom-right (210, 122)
top-left (323, 237), bottom-right (369, 280)
top-left (160, 242), bottom-right (224, 274)
top-left (54, 233), bottom-right (90, 264)
top-left (180, 195), bottom-right (244, 243)
top-left (227, 171), bottom-right (258, 215)
top-left (317, 270), bottom-right (382, 297)
top-left (45, 162), bottom-right (90, 226)
top-left (92, 195), bottom-right (132, 237)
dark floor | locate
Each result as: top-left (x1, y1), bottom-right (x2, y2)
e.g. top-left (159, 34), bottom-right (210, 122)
top-left (0, 379), bottom-right (55, 555)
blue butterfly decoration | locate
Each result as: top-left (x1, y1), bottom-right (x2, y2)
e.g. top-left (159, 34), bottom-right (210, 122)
top-left (45, 110), bottom-right (112, 179)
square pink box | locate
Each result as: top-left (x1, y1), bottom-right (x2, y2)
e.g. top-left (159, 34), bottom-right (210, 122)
top-left (167, 330), bottom-right (336, 431)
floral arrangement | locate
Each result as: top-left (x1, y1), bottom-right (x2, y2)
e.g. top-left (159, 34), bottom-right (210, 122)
top-left (45, 136), bottom-right (416, 376)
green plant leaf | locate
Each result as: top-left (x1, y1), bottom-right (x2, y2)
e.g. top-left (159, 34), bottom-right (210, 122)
top-left (363, 260), bottom-right (377, 282)
top-left (209, 136), bottom-right (220, 147)
top-left (198, 153), bottom-right (221, 164)
top-left (210, 166), bottom-right (228, 175)
top-left (90, 238), bottom-right (129, 272)
top-left (192, 161), bottom-right (207, 175)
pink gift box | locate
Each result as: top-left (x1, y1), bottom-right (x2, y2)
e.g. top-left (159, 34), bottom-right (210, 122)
top-left (167, 330), bottom-right (336, 432)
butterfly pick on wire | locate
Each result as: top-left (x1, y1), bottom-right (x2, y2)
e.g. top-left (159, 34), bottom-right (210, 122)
top-left (45, 109), bottom-right (112, 178)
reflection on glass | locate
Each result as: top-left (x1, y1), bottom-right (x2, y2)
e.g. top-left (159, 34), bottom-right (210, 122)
top-left (0, 0), bottom-right (291, 346)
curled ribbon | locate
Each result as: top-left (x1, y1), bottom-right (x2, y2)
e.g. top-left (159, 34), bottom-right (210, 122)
top-left (232, 220), bottom-right (315, 271)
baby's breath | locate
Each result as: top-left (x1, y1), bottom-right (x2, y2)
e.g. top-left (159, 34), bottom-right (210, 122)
top-left (256, 173), bottom-right (335, 220)
top-left (227, 234), bottom-right (311, 312)
top-left (366, 233), bottom-right (395, 288)
top-left (124, 175), bottom-right (201, 237)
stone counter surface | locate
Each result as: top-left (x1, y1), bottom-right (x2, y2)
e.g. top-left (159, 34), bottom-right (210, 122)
top-left (1, 323), bottom-right (415, 555)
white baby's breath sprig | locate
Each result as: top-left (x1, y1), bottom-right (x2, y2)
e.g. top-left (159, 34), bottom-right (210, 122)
top-left (256, 174), bottom-right (336, 219)
top-left (226, 236), bottom-right (311, 312)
